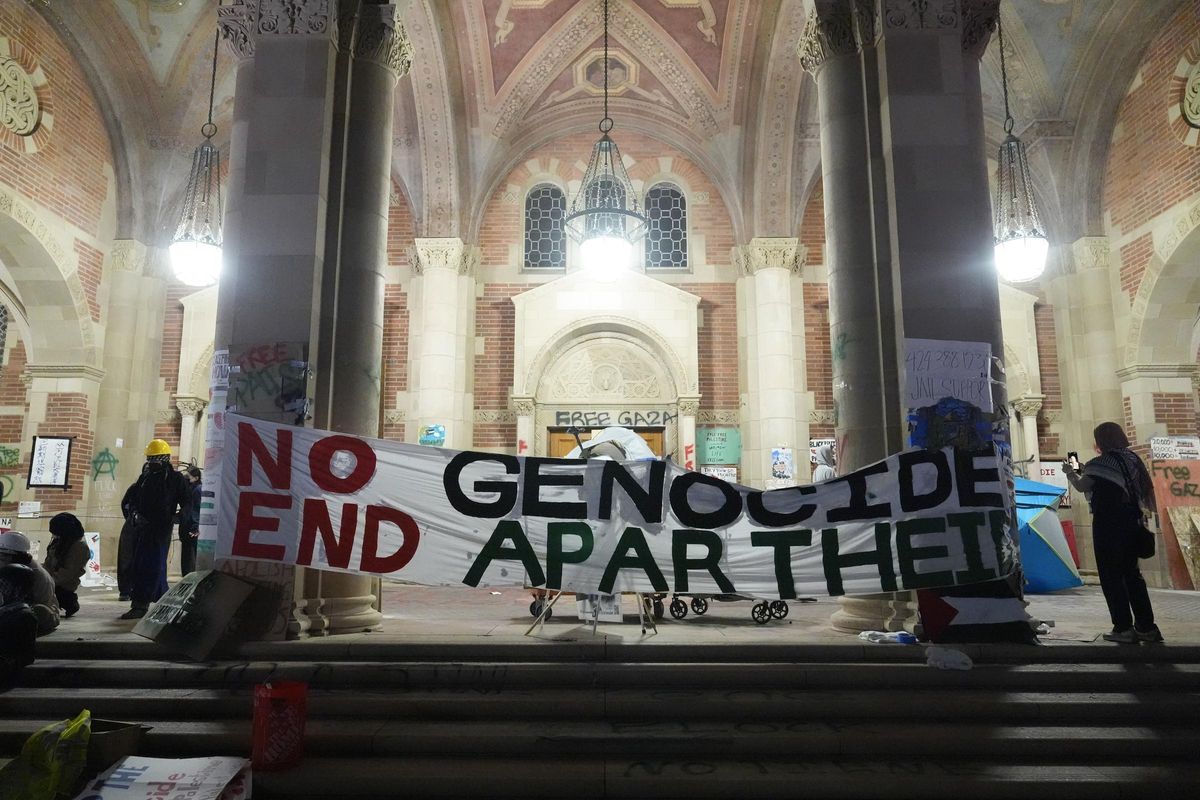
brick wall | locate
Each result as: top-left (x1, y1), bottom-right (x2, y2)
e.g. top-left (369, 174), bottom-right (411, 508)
top-left (380, 283), bottom-right (408, 441)
top-left (1103, 0), bottom-right (1200, 298)
top-left (387, 181), bottom-right (415, 269)
top-left (0, 2), bottom-right (113, 237)
top-left (804, 283), bottom-right (833, 439)
top-left (153, 285), bottom-right (190, 447)
top-left (479, 131), bottom-right (736, 270)
top-left (1033, 299), bottom-right (1061, 456)
top-left (691, 283), bottom-right (739, 409)
top-left (34, 392), bottom-right (93, 512)
top-left (473, 284), bottom-right (524, 449)
top-left (1153, 392), bottom-right (1198, 436)
top-left (1118, 233), bottom-right (1154, 301)
top-left (74, 238), bottom-right (104, 322)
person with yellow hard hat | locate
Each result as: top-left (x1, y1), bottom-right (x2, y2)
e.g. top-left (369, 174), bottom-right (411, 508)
top-left (118, 439), bottom-right (189, 620)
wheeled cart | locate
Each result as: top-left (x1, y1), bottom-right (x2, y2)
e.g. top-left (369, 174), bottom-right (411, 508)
top-left (668, 593), bottom-right (791, 624)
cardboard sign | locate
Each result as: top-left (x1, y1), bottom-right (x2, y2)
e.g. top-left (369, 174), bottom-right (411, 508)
top-left (1149, 460), bottom-right (1200, 591)
top-left (700, 465), bottom-right (738, 484)
top-left (133, 570), bottom-right (255, 660)
top-left (904, 338), bottom-right (993, 412)
top-left (72, 756), bottom-right (250, 800)
top-left (219, 416), bottom-right (1017, 600)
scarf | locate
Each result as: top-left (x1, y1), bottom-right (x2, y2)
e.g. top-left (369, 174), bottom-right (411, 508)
top-left (1082, 448), bottom-right (1156, 513)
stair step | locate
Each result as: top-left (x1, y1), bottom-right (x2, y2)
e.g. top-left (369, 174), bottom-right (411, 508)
top-left (20, 659), bottom-right (1200, 691)
top-left (248, 756), bottom-right (1200, 799)
top-left (2, 718), bottom-right (1197, 761)
top-left (3, 688), bottom-right (1199, 729)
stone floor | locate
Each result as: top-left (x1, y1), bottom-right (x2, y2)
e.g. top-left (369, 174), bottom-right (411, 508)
top-left (45, 581), bottom-right (1200, 648)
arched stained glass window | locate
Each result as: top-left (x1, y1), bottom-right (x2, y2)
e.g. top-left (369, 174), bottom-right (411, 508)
top-left (523, 184), bottom-right (566, 269)
top-left (645, 184), bottom-right (687, 269)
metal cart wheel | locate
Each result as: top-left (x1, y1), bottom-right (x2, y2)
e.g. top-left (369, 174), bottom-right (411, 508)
top-left (670, 597), bottom-right (688, 619)
top-left (653, 599), bottom-right (665, 620)
top-left (691, 597), bottom-right (709, 615)
top-left (529, 599), bottom-right (552, 620)
top-left (751, 601), bottom-right (772, 624)
top-left (770, 600), bottom-right (789, 619)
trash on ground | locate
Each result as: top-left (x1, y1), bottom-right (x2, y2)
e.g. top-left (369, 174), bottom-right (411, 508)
top-left (926, 645), bottom-right (974, 671)
top-left (858, 630), bottom-right (918, 644)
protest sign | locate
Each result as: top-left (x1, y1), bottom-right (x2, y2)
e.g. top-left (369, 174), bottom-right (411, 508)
top-left (72, 756), bottom-right (250, 800)
top-left (219, 416), bottom-right (1016, 599)
top-left (1150, 435), bottom-right (1200, 460)
top-left (1149, 460), bottom-right (1200, 590)
top-left (904, 338), bottom-right (992, 413)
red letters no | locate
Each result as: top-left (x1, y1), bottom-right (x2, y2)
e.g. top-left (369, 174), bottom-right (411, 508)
top-left (309, 435), bottom-right (377, 494)
top-left (236, 422), bottom-right (293, 489)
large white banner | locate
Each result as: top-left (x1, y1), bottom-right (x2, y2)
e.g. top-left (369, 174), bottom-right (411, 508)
top-left (218, 416), bottom-right (1017, 599)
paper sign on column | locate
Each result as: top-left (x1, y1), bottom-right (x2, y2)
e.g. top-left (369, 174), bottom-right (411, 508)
top-left (904, 338), bottom-right (993, 412)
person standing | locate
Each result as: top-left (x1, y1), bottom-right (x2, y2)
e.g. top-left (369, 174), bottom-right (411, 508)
top-left (812, 444), bottom-right (837, 483)
top-left (119, 439), bottom-right (189, 620)
top-left (178, 466), bottom-right (202, 576)
top-left (43, 513), bottom-right (89, 618)
top-left (1063, 422), bottom-right (1163, 644)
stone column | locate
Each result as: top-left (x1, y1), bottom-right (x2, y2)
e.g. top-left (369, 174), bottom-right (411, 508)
top-left (175, 396), bottom-right (207, 466)
top-left (513, 396), bottom-right (535, 456)
top-left (677, 397), bottom-right (700, 470)
top-left (801, 4), bottom-right (910, 633)
top-left (215, 0), bottom-right (344, 639)
top-left (739, 238), bottom-right (805, 488)
top-left (89, 241), bottom-right (167, 565)
top-left (411, 238), bottom-right (475, 449)
top-left (1012, 395), bottom-right (1043, 465)
top-left (308, 2), bottom-right (412, 635)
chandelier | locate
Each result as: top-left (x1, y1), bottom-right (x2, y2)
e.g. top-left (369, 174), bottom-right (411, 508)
top-left (992, 15), bottom-right (1047, 283)
top-left (564, 0), bottom-right (646, 275)
top-left (169, 29), bottom-right (223, 288)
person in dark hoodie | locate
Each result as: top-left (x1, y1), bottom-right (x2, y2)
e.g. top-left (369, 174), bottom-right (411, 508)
top-left (119, 439), bottom-right (190, 620)
top-left (43, 512), bottom-right (89, 618)
top-left (1063, 422), bottom-right (1162, 644)
top-left (178, 466), bottom-right (202, 576)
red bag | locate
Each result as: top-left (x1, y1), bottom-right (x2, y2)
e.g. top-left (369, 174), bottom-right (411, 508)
top-left (252, 680), bottom-right (307, 771)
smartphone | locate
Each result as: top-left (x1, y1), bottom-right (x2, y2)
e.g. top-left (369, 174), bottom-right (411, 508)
top-left (1067, 451), bottom-right (1080, 470)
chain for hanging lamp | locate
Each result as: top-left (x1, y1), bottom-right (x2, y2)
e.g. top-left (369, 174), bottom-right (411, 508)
top-left (564, 0), bottom-right (646, 275)
top-left (992, 14), bottom-right (1047, 283)
top-left (170, 28), bottom-right (223, 288)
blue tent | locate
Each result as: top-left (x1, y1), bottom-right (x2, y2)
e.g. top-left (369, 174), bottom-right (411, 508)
top-left (1015, 477), bottom-right (1083, 593)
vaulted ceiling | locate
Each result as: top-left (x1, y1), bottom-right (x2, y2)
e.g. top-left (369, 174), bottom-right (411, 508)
top-left (26, 0), bottom-right (1191, 241)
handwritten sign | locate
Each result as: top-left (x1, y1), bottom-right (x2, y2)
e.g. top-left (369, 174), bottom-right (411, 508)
top-left (698, 427), bottom-right (740, 465)
top-left (1150, 436), bottom-right (1200, 460)
top-left (1149, 460), bottom-right (1200, 591)
top-left (700, 465), bottom-right (738, 483)
top-left (1036, 461), bottom-right (1072, 508)
top-left (904, 338), bottom-right (992, 413)
top-left (27, 435), bottom-right (72, 489)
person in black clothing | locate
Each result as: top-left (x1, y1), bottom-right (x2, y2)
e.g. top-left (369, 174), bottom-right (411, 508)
top-left (1063, 422), bottom-right (1162, 644)
top-left (178, 466), bottom-right (202, 576)
top-left (0, 563), bottom-right (38, 692)
top-left (120, 439), bottom-right (190, 620)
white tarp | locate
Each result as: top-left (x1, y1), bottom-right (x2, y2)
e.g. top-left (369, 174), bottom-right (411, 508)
top-left (218, 415), bottom-right (1017, 599)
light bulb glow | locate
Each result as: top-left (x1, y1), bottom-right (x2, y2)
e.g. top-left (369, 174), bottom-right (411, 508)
top-left (580, 235), bottom-right (632, 278)
top-left (169, 240), bottom-right (222, 287)
top-left (994, 235), bottom-right (1048, 283)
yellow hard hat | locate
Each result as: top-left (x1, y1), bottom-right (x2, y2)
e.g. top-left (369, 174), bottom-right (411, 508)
top-left (145, 439), bottom-right (172, 457)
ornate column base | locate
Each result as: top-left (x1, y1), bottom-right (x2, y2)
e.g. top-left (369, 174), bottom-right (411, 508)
top-left (300, 572), bottom-right (382, 636)
top-left (831, 592), bottom-right (916, 634)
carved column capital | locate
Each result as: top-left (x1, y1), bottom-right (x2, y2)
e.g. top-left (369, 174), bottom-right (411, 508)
top-left (355, 4), bottom-right (414, 78)
top-left (799, 2), bottom-right (874, 75)
top-left (1069, 236), bottom-right (1111, 273)
top-left (176, 396), bottom-right (209, 418)
top-left (219, 0), bottom-right (344, 60)
top-left (875, 0), bottom-right (998, 57)
top-left (742, 237), bottom-right (805, 275)
top-left (412, 238), bottom-right (474, 275)
top-left (677, 397), bottom-right (701, 417)
top-left (108, 240), bottom-right (149, 275)
top-left (1011, 395), bottom-right (1044, 418)
top-left (218, 0), bottom-right (258, 59)
top-left (511, 397), bottom-right (536, 417)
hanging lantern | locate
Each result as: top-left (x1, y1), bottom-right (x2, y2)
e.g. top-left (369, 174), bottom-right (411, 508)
top-left (564, 0), bottom-right (646, 276)
top-left (170, 30), bottom-right (223, 288)
top-left (992, 16), bottom-right (1047, 283)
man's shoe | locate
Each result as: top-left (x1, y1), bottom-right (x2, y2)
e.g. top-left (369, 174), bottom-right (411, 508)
top-left (1102, 627), bottom-right (1137, 643)
top-left (1136, 625), bottom-right (1165, 643)
top-left (119, 607), bottom-right (146, 620)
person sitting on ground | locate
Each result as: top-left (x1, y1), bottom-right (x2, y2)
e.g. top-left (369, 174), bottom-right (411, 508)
top-left (0, 531), bottom-right (60, 635)
top-left (0, 563), bottom-right (39, 692)
top-left (43, 513), bottom-right (89, 619)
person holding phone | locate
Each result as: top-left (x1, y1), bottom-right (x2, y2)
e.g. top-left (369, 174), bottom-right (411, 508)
top-left (1062, 422), bottom-right (1161, 643)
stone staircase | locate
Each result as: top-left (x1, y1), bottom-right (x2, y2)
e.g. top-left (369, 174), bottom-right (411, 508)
top-left (3, 640), bottom-right (1200, 799)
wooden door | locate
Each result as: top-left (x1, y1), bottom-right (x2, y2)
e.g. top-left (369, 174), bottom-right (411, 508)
top-left (547, 429), bottom-right (664, 458)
